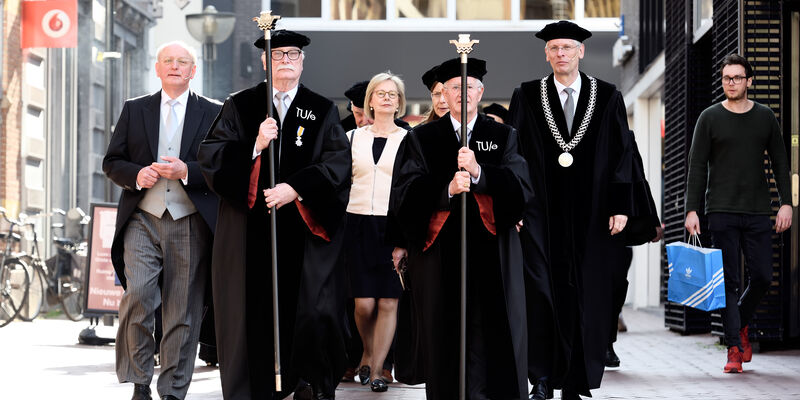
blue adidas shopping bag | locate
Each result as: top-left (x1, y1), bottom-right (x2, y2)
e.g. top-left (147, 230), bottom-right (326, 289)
top-left (666, 236), bottom-right (726, 311)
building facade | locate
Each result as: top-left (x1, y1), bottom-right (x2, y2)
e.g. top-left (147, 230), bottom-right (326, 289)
top-left (1, 0), bottom-right (157, 256)
top-left (659, 0), bottom-right (800, 342)
top-left (617, 0), bottom-right (665, 310)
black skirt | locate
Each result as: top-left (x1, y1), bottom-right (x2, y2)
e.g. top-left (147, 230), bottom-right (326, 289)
top-left (344, 213), bottom-right (403, 299)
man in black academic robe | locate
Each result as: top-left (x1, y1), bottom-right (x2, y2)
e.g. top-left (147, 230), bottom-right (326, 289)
top-left (390, 58), bottom-right (531, 400)
top-left (197, 30), bottom-right (351, 400)
top-left (508, 21), bottom-right (639, 400)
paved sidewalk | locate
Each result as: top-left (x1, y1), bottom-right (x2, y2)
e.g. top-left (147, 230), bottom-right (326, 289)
top-left (1, 306), bottom-right (799, 399)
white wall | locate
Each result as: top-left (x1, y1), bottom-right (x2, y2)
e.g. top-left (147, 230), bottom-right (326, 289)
top-left (624, 53), bottom-right (665, 309)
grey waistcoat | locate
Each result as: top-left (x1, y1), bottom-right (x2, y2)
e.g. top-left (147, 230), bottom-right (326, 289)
top-left (137, 110), bottom-right (197, 220)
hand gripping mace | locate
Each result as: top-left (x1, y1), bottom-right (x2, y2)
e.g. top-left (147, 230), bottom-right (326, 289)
top-left (253, 10), bottom-right (283, 392)
top-left (449, 33), bottom-right (478, 400)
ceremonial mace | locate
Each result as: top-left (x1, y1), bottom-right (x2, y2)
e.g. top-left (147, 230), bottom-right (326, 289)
top-left (449, 33), bottom-right (478, 400)
top-left (253, 10), bottom-right (283, 392)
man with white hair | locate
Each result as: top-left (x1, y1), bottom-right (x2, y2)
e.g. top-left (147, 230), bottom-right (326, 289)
top-left (508, 20), bottom-right (639, 400)
top-left (103, 41), bottom-right (222, 400)
top-left (390, 57), bottom-right (531, 400)
top-left (198, 30), bottom-right (351, 400)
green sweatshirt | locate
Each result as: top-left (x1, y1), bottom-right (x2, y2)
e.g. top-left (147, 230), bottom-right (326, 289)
top-left (685, 101), bottom-right (790, 215)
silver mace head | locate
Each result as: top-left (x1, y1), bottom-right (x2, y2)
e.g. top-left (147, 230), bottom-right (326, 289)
top-left (449, 34), bottom-right (479, 56)
top-left (253, 10), bottom-right (281, 34)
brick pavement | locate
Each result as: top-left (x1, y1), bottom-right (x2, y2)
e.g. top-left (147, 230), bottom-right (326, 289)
top-left (1, 306), bottom-right (799, 399)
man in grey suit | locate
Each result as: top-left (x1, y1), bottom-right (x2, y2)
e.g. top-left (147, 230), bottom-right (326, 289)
top-left (103, 41), bottom-right (221, 400)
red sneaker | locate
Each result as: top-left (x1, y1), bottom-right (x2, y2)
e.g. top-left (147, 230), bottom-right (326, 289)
top-left (724, 346), bottom-right (743, 373)
top-left (739, 326), bottom-right (752, 363)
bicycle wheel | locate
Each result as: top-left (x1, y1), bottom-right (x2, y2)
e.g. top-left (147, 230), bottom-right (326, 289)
top-left (60, 274), bottom-right (84, 321)
top-left (18, 260), bottom-right (44, 321)
top-left (0, 259), bottom-right (30, 327)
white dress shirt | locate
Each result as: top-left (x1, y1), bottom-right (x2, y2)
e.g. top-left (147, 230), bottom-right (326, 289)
top-left (253, 85), bottom-right (299, 159)
top-left (161, 88), bottom-right (190, 138)
top-left (136, 89), bottom-right (190, 190)
top-left (553, 75), bottom-right (582, 112)
top-left (448, 114), bottom-right (481, 197)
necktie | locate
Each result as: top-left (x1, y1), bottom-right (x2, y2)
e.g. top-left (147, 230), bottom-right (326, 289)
top-left (165, 99), bottom-right (179, 142)
top-left (455, 127), bottom-right (471, 144)
top-left (563, 87), bottom-right (575, 137)
top-left (275, 92), bottom-right (289, 123)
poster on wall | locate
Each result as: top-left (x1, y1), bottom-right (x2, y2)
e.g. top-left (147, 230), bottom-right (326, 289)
top-left (84, 203), bottom-right (123, 317)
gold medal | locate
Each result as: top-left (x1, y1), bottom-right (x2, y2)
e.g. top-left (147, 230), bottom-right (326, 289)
top-left (558, 152), bottom-right (573, 167)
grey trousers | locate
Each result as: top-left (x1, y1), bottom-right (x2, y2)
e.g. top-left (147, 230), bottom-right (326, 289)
top-left (116, 210), bottom-right (210, 399)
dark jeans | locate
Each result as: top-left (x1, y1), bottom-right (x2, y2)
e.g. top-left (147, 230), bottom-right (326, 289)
top-left (707, 212), bottom-right (773, 349)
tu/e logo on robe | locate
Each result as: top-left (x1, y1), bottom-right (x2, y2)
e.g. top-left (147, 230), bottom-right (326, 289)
top-left (476, 141), bottom-right (498, 151)
top-left (296, 107), bottom-right (316, 120)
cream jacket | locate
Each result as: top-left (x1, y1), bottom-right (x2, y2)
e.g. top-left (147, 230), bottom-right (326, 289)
top-left (346, 126), bottom-right (407, 216)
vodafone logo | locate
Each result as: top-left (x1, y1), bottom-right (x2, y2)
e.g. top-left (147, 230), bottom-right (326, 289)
top-left (41, 9), bottom-right (71, 39)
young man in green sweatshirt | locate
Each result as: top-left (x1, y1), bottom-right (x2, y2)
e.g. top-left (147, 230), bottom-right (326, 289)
top-left (684, 54), bottom-right (792, 374)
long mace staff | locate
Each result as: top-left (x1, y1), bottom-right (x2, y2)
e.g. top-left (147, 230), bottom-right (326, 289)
top-left (449, 33), bottom-right (478, 400)
top-left (253, 10), bottom-right (283, 392)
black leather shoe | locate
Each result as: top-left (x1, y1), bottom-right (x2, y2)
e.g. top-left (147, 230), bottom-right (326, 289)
top-left (605, 343), bottom-right (621, 368)
top-left (293, 381), bottom-right (314, 400)
top-left (561, 389), bottom-right (582, 400)
top-left (529, 378), bottom-right (552, 400)
top-left (161, 396), bottom-right (180, 400)
top-left (313, 385), bottom-right (335, 400)
top-left (132, 384), bottom-right (152, 400)
top-left (357, 365), bottom-right (371, 385)
top-left (370, 378), bottom-right (388, 392)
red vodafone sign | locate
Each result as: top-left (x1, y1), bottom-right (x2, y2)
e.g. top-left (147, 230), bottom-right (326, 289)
top-left (21, 0), bottom-right (78, 48)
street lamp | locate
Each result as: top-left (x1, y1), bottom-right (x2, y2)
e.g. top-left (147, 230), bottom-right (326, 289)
top-left (185, 5), bottom-right (235, 99)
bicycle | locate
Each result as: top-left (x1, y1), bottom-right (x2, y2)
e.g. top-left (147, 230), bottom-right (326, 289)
top-left (16, 209), bottom-right (86, 322)
top-left (0, 207), bottom-right (30, 327)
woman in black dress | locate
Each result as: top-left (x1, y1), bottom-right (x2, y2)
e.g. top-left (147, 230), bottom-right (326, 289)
top-left (344, 71), bottom-right (407, 393)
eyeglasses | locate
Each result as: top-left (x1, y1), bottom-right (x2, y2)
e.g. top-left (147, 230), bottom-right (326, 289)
top-left (160, 57), bottom-right (193, 67)
top-left (271, 49), bottom-right (303, 61)
top-left (546, 44), bottom-right (580, 54)
top-left (444, 84), bottom-right (481, 93)
top-left (722, 75), bottom-right (748, 85)
top-left (375, 90), bottom-right (398, 99)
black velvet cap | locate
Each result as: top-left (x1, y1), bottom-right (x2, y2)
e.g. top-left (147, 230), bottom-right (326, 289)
top-left (535, 20), bottom-right (592, 42)
top-left (421, 65), bottom-right (440, 91)
top-left (344, 80), bottom-right (369, 108)
top-left (254, 29), bottom-right (311, 49)
top-left (435, 58), bottom-right (487, 83)
top-left (483, 103), bottom-right (509, 121)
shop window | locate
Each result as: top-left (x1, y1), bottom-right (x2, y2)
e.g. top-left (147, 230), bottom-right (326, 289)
top-left (272, 0), bottom-right (322, 17)
top-left (521, 0), bottom-right (574, 20)
top-left (331, 0), bottom-right (386, 20)
top-left (585, 0), bottom-right (619, 18)
top-left (458, 0), bottom-right (511, 20)
top-left (397, 0), bottom-right (447, 18)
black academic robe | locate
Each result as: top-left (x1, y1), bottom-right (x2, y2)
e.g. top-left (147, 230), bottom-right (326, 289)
top-left (197, 83), bottom-right (351, 400)
top-left (611, 132), bottom-right (661, 344)
top-left (389, 113), bottom-right (531, 400)
top-left (508, 72), bottom-right (637, 395)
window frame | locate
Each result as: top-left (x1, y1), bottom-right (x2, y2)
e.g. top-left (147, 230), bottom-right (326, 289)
top-left (261, 0), bottom-right (620, 32)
